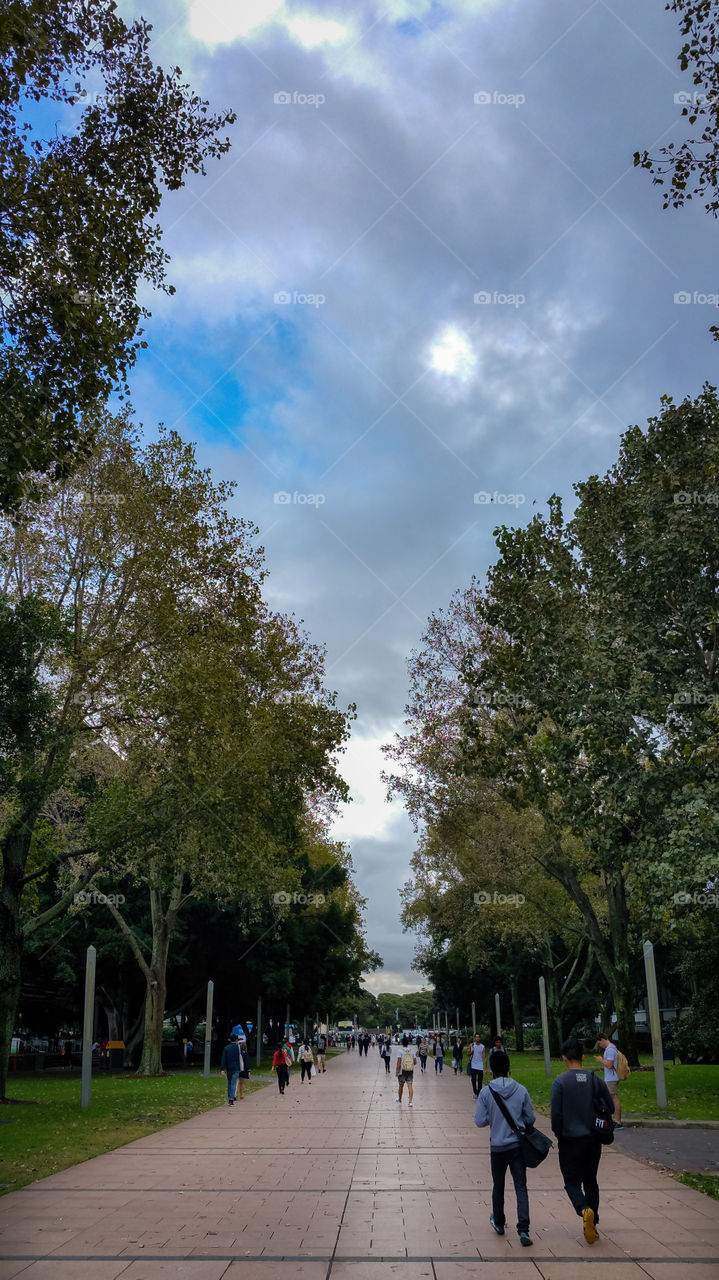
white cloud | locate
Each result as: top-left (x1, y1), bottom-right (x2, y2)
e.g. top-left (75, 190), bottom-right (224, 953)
top-left (332, 734), bottom-right (396, 842)
top-left (285, 12), bottom-right (354, 47)
top-left (187, 0), bottom-right (353, 48)
top-left (188, 0), bottom-right (284, 44)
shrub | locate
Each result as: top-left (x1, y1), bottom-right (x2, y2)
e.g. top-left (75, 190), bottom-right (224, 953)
top-left (673, 992), bottom-right (719, 1064)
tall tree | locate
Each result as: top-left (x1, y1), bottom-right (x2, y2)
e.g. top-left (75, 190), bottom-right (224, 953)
top-left (0, 0), bottom-right (235, 508)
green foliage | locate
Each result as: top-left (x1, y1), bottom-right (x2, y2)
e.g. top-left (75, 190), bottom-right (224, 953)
top-left (674, 990), bottom-right (719, 1063)
top-left (0, 0), bottom-right (236, 508)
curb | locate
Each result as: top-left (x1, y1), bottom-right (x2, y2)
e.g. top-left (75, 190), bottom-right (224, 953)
top-left (623, 1118), bottom-right (719, 1129)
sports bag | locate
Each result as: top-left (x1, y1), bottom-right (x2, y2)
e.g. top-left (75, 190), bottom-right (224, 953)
top-left (488, 1086), bottom-right (553, 1169)
top-left (401, 1049), bottom-right (415, 1072)
top-left (591, 1072), bottom-right (615, 1144)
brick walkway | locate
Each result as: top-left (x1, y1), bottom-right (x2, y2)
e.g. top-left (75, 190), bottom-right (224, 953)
top-left (1, 1049), bottom-right (718, 1278)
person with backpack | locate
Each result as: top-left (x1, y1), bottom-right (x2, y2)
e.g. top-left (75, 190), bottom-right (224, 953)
top-left (418, 1038), bottom-right (428, 1073)
top-left (474, 1048), bottom-right (535, 1247)
top-left (380, 1037), bottom-right (392, 1073)
top-left (552, 1036), bottom-right (615, 1243)
top-left (283, 1036), bottom-right (295, 1087)
top-left (489, 1036), bottom-right (508, 1075)
top-left (300, 1041), bottom-right (315, 1082)
top-left (395, 1036), bottom-right (417, 1107)
top-left (272, 1041), bottom-right (290, 1095)
top-left (220, 1033), bottom-right (243, 1106)
top-left (594, 1032), bottom-right (625, 1127)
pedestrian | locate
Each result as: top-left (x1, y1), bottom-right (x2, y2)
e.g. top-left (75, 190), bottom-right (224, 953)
top-left (452, 1035), bottom-right (464, 1074)
top-left (272, 1041), bottom-right (290, 1095)
top-left (317, 1032), bottom-right (327, 1073)
top-left (551, 1036), bottom-right (614, 1244)
top-left (593, 1032), bottom-right (623, 1127)
top-left (474, 1048), bottom-right (534, 1247)
top-left (395, 1035), bottom-right (417, 1107)
top-left (235, 1039), bottom-right (250, 1100)
top-left (434, 1035), bottom-right (445, 1073)
top-left (489, 1036), bottom-right (508, 1075)
top-left (418, 1038), bottom-right (428, 1073)
top-left (381, 1038), bottom-right (392, 1073)
top-left (283, 1036), bottom-right (295, 1087)
top-left (220, 1033), bottom-right (242, 1107)
top-left (469, 1033), bottom-right (486, 1097)
top-left (185, 1038), bottom-right (194, 1066)
top-left (300, 1040), bottom-right (315, 1082)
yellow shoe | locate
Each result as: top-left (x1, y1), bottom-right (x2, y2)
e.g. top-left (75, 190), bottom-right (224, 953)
top-left (582, 1208), bottom-right (599, 1244)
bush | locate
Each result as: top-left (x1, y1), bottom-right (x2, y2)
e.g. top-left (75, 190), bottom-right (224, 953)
top-left (674, 993), bottom-right (719, 1064)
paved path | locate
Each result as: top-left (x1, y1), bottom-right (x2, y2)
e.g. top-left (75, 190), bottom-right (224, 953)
top-left (1, 1050), bottom-right (718, 1279)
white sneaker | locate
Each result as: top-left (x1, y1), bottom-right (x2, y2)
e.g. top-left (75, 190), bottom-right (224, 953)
top-left (408, 1101), bottom-right (413, 1107)
top-left (396, 1096), bottom-right (401, 1102)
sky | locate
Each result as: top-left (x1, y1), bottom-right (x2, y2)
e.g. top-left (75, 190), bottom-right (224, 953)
top-left (113, 0), bottom-right (718, 994)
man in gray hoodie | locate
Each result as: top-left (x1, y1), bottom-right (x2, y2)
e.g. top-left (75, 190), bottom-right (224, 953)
top-left (474, 1049), bottom-right (535, 1247)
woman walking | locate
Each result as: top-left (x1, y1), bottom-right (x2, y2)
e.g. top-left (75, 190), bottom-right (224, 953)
top-left (434, 1035), bottom-right (445, 1073)
top-left (272, 1041), bottom-right (290, 1095)
top-left (418, 1038), bottom-right (428, 1073)
top-left (235, 1039), bottom-right (251, 1100)
top-left (300, 1041), bottom-right (315, 1082)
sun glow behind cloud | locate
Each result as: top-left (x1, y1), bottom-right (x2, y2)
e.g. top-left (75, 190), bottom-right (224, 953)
top-left (428, 325), bottom-right (476, 381)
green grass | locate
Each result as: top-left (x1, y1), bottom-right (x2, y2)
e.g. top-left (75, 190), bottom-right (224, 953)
top-left (504, 1052), bottom-right (719, 1122)
top-left (676, 1172), bottom-right (719, 1200)
top-left (0, 1069), bottom-right (268, 1195)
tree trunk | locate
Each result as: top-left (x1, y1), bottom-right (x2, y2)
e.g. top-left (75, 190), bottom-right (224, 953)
top-left (510, 977), bottom-right (524, 1052)
top-left (0, 822), bottom-right (31, 1100)
top-left (605, 869), bottom-right (639, 1067)
top-left (137, 973), bottom-right (167, 1075)
top-left (135, 868), bottom-right (185, 1077)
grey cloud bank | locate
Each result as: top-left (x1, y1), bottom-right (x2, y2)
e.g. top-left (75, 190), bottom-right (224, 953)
top-left (124, 0), bottom-right (715, 987)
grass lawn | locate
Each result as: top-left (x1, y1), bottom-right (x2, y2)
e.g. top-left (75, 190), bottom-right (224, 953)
top-left (0, 1068), bottom-right (268, 1196)
top-left (677, 1172), bottom-right (719, 1200)
top-left (505, 1052), bottom-right (719, 1122)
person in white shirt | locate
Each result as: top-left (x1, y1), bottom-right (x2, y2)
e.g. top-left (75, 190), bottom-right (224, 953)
top-left (469, 1033), bottom-right (486, 1097)
top-left (594, 1033), bottom-right (622, 1126)
top-left (395, 1036), bottom-right (417, 1107)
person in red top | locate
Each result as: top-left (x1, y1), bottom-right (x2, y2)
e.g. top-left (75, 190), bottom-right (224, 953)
top-left (272, 1041), bottom-right (290, 1095)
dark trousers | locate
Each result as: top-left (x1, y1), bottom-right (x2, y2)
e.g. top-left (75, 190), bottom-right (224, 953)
top-left (490, 1144), bottom-right (529, 1234)
top-left (471, 1068), bottom-right (483, 1096)
top-left (558, 1136), bottom-right (602, 1222)
top-left (301, 1060), bottom-right (313, 1080)
top-left (275, 1064), bottom-right (289, 1093)
top-left (383, 1055), bottom-right (391, 1072)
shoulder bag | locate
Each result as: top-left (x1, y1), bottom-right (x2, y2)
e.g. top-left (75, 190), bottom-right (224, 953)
top-left (488, 1085), bottom-right (553, 1168)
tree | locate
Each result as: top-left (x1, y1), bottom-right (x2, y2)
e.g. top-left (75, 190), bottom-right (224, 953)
top-left (1, 413), bottom-right (352, 1092)
top-left (634, 1), bottom-right (719, 216)
top-left (0, 0), bottom-right (235, 508)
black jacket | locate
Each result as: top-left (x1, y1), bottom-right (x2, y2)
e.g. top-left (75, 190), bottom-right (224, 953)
top-left (550, 1068), bottom-right (613, 1138)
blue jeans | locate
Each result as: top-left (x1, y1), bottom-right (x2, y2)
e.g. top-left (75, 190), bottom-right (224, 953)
top-left (490, 1144), bottom-right (529, 1234)
top-left (226, 1069), bottom-right (239, 1101)
top-left (435, 1054), bottom-right (443, 1072)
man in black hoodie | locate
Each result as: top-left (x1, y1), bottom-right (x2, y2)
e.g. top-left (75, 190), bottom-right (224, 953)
top-left (550, 1037), bottom-right (614, 1244)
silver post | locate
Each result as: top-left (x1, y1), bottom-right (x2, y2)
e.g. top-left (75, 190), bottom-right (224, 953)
top-left (256, 995), bottom-right (262, 1069)
top-left (81, 945), bottom-right (96, 1110)
top-left (203, 980), bottom-right (214, 1079)
top-left (472, 1001), bottom-right (476, 1035)
top-left (643, 941), bottom-right (667, 1108)
top-left (495, 992), bottom-right (502, 1039)
top-left (538, 977), bottom-right (552, 1078)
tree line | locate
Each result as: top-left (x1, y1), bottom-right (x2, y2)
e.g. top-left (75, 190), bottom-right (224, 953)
top-left (385, 390), bottom-right (719, 1064)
